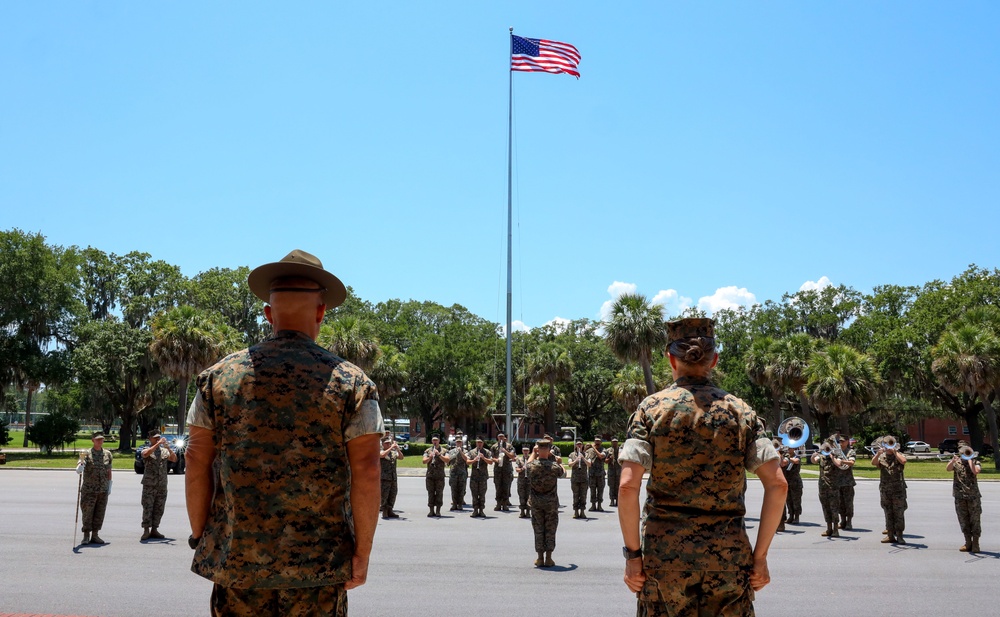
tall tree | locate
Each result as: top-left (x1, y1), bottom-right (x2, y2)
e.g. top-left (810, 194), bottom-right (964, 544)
top-left (149, 305), bottom-right (240, 435)
top-left (368, 345), bottom-right (408, 420)
top-left (187, 266), bottom-right (267, 345)
top-left (527, 344), bottom-right (574, 435)
top-left (744, 336), bottom-right (783, 429)
top-left (768, 334), bottom-right (823, 426)
top-left (318, 316), bottom-right (382, 372)
top-left (611, 364), bottom-right (647, 415)
top-left (604, 293), bottom-right (666, 396)
top-left (804, 344), bottom-right (882, 438)
top-left (932, 306), bottom-right (1000, 469)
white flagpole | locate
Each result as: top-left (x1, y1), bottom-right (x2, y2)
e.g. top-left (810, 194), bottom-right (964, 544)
top-left (505, 27), bottom-right (514, 439)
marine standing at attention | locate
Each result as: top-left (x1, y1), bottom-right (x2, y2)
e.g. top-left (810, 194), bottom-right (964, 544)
top-left (422, 436), bottom-right (446, 517)
top-left (76, 431), bottom-right (113, 546)
top-left (140, 430), bottom-right (177, 541)
top-left (527, 437), bottom-right (565, 567)
top-left (185, 250), bottom-right (384, 617)
top-left (617, 318), bottom-right (786, 617)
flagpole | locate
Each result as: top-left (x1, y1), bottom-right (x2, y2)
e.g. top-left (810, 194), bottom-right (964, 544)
top-left (505, 27), bottom-right (514, 439)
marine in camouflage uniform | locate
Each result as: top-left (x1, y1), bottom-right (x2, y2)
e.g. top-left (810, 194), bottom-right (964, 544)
top-left (380, 436), bottom-right (403, 519)
top-left (447, 438), bottom-right (470, 512)
top-left (947, 441), bottom-right (981, 553)
top-left (184, 252), bottom-right (385, 617)
top-left (77, 432), bottom-right (113, 545)
top-left (468, 438), bottom-right (494, 518)
top-left (568, 443), bottom-right (590, 519)
top-left (491, 434), bottom-right (515, 511)
top-left (422, 437), bottom-right (446, 517)
top-left (811, 441), bottom-right (841, 538)
top-left (515, 447), bottom-right (531, 518)
top-left (586, 438), bottom-right (608, 512)
top-left (607, 438), bottom-right (621, 507)
top-left (832, 435), bottom-right (856, 531)
top-left (872, 437), bottom-right (907, 544)
top-left (779, 446), bottom-right (803, 526)
top-left (140, 431), bottom-right (177, 540)
top-left (526, 439), bottom-right (565, 567)
top-left (617, 318), bottom-right (785, 617)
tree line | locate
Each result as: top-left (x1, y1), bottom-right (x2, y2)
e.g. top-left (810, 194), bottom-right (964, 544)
top-left (1, 229), bottom-right (998, 465)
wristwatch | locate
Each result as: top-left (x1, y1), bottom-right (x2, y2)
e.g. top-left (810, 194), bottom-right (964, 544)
top-left (622, 546), bottom-right (643, 560)
top-left (188, 535), bottom-right (201, 550)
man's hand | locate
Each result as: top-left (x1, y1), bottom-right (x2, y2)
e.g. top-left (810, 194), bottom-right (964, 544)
top-left (623, 557), bottom-right (645, 593)
top-left (750, 555), bottom-right (770, 591)
top-left (346, 553), bottom-right (370, 590)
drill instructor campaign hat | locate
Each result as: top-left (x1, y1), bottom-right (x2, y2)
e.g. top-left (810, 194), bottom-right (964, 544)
top-left (248, 249), bottom-right (347, 309)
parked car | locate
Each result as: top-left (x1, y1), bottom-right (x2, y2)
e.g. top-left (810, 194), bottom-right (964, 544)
top-left (939, 438), bottom-right (961, 454)
top-left (905, 441), bottom-right (931, 453)
top-left (134, 434), bottom-right (187, 475)
top-left (394, 433), bottom-right (410, 443)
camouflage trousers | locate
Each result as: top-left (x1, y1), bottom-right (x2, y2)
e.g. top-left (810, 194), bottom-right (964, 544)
top-left (449, 472), bottom-right (467, 507)
top-left (210, 583), bottom-right (346, 617)
top-left (880, 487), bottom-right (907, 537)
top-left (589, 473), bottom-right (606, 505)
top-left (571, 481), bottom-right (588, 510)
top-left (818, 486), bottom-right (840, 525)
top-left (141, 483), bottom-right (167, 529)
top-left (470, 474), bottom-right (489, 510)
top-left (838, 485), bottom-right (855, 520)
top-left (531, 505), bottom-right (558, 552)
top-left (380, 478), bottom-right (398, 510)
top-left (425, 475), bottom-right (445, 508)
top-left (517, 477), bottom-right (529, 509)
top-left (80, 490), bottom-right (109, 533)
top-left (494, 468), bottom-right (513, 506)
top-left (637, 569), bottom-right (754, 617)
top-left (955, 496), bottom-right (982, 538)
top-left (608, 469), bottom-right (620, 502)
top-left (785, 481), bottom-right (803, 518)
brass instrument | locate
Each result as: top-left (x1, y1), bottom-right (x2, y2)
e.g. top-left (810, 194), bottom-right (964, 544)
top-left (817, 442), bottom-right (834, 457)
top-left (777, 417), bottom-right (810, 448)
top-left (882, 436), bottom-right (899, 451)
top-left (960, 445), bottom-right (979, 461)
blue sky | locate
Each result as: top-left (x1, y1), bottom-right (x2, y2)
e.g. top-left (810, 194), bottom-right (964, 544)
top-left (3, 2), bottom-right (998, 330)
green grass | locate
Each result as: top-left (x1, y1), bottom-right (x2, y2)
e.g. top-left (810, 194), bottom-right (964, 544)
top-left (6, 429), bottom-right (124, 450)
top-left (799, 457), bottom-right (1000, 480)
top-left (1, 451), bottom-right (137, 470)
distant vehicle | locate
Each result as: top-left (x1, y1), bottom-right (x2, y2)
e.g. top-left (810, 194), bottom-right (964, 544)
top-left (939, 438), bottom-right (961, 454)
top-left (393, 433), bottom-right (410, 443)
top-left (905, 441), bottom-right (931, 453)
top-left (134, 434), bottom-right (187, 475)
top-left (980, 443), bottom-right (994, 456)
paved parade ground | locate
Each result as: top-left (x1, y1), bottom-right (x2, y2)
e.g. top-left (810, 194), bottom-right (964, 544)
top-left (2, 469), bottom-right (1000, 616)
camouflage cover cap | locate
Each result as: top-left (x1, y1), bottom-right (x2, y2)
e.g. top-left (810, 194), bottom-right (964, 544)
top-left (148, 430), bottom-right (161, 439)
top-left (91, 431), bottom-right (105, 440)
top-left (666, 318), bottom-right (715, 344)
top-left (536, 438), bottom-right (553, 446)
top-left (247, 249), bottom-right (347, 309)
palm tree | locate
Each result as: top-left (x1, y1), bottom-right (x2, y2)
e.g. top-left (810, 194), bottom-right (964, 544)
top-left (769, 334), bottom-right (822, 427)
top-left (149, 306), bottom-right (239, 435)
top-left (318, 316), bottom-right (382, 372)
top-left (454, 377), bottom-right (494, 437)
top-left (604, 293), bottom-right (666, 396)
top-left (804, 344), bottom-right (882, 438)
top-left (932, 307), bottom-right (1000, 469)
top-left (527, 344), bottom-right (574, 434)
top-left (611, 364), bottom-right (647, 414)
top-left (744, 336), bottom-right (783, 429)
top-left (369, 345), bottom-right (408, 421)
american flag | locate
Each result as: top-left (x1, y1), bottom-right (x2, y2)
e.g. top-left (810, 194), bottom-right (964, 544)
top-left (510, 35), bottom-right (581, 79)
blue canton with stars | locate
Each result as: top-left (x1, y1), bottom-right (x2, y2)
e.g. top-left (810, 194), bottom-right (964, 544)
top-left (511, 35), bottom-right (540, 57)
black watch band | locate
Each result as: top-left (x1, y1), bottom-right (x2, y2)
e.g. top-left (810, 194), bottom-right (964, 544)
top-left (188, 535), bottom-right (201, 550)
top-left (622, 546), bottom-right (643, 560)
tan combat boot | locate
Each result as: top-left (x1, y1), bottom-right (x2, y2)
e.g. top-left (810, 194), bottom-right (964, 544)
top-left (141, 528), bottom-right (151, 541)
top-left (535, 551), bottom-right (544, 566)
top-left (970, 537), bottom-right (980, 553)
top-left (149, 528), bottom-right (164, 539)
top-left (544, 551), bottom-right (554, 567)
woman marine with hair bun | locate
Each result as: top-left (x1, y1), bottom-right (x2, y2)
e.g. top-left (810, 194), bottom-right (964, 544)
top-left (617, 318), bottom-right (787, 617)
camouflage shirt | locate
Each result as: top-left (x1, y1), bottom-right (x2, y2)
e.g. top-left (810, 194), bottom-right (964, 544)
top-left (447, 447), bottom-right (468, 476)
top-left (81, 448), bottom-right (112, 493)
top-left (526, 458), bottom-right (564, 509)
top-left (607, 447), bottom-right (621, 472)
top-left (469, 447), bottom-right (491, 479)
top-left (569, 450), bottom-right (589, 482)
top-left (832, 447), bottom-right (857, 487)
top-left (874, 452), bottom-right (907, 490)
top-left (515, 455), bottom-right (530, 478)
top-left (424, 445), bottom-right (446, 479)
top-left (618, 376), bottom-right (777, 572)
top-left (953, 458), bottom-right (981, 499)
top-left (380, 449), bottom-right (400, 481)
top-left (141, 445), bottom-right (171, 487)
top-left (491, 442), bottom-right (514, 471)
top-left (187, 329), bottom-right (384, 589)
top-left (586, 446), bottom-right (607, 477)
top-left (816, 454), bottom-right (837, 490)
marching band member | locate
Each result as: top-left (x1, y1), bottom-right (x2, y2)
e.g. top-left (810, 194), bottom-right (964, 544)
top-left (422, 436), bottom-right (446, 517)
top-left (811, 439), bottom-right (841, 538)
top-left (872, 435), bottom-right (908, 544)
top-left (947, 440), bottom-right (981, 553)
top-left (469, 437), bottom-right (495, 518)
top-left (569, 440), bottom-right (591, 519)
top-left (380, 434), bottom-right (404, 519)
top-left (492, 433), bottom-right (516, 512)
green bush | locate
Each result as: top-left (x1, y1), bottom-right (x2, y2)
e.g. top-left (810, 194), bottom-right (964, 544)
top-left (0, 421), bottom-right (10, 447)
top-left (26, 412), bottom-right (80, 454)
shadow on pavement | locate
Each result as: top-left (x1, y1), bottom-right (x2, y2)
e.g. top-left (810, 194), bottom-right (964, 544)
top-left (539, 563), bottom-right (578, 572)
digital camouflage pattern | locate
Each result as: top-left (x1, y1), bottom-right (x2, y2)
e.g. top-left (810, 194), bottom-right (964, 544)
top-left (780, 450), bottom-right (803, 521)
top-left (515, 454), bottom-right (530, 511)
top-left (638, 570), bottom-right (753, 617)
top-left (424, 444), bottom-right (446, 508)
top-left (874, 450), bottom-right (907, 539)
top-left (447, 446), bottom-right (468, 508)
top-left (527, 457), bottom-right (564, 552)
top-left (210, 582), bottom-right (347, 617)
top-left (586, 445), bottom-right (607, 507)
top-left (469, 445), bottom-right (491, 511)
top-left (618, 375), bottom-right (776, 572)
top-left (568, 449), bottom-right (589, 511)
top-left (834, 446), bottom-right (856, 523)
top-left (665, 318), bottom-right (714, 343)
top-left (80, 448), bottom-right (112, 533)
top-left (141, 445), bottom-right (171, 529)
top-left (953, 457), bottom-right (982, 540)
top-left (815, 452), bottom-right (840, 525)
top-left (491, 441), bottom-right (514, 507)
top-left (607, 445), bottom-right (621, 504)
top-left (189, 330), bottom-right (383, 589)
top-left (380, 448), bottom-right (400, 512)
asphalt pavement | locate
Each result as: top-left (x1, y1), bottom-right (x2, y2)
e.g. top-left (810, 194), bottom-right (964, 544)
top-left (2, 469), bottom-right (999, 616)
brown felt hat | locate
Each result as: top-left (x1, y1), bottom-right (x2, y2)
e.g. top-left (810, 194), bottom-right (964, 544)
top-left (248, 249), bottom-right (347, 309)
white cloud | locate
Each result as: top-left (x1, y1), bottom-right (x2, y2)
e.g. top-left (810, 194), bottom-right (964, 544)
top-left (543, 316), bottom-right (571, 332)
top-left (651, 289), bottom-right (693, 317)
top-left (697, 286), bottom-right (757, 315)
top-left (502, 320), bottom-right (530, 335)
top-left (599, 281), bottom-right (638, 320)
top-left (799, 276), bottom-right (833, 292)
